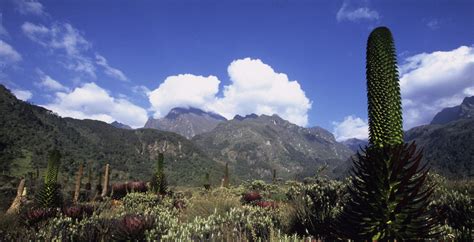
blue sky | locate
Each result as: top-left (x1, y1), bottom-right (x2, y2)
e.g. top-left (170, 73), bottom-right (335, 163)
top-left (0, 0), bottom-right (473, 140)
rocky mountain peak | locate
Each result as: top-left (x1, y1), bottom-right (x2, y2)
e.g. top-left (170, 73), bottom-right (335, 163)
top-left (431, 95), bottom-right (474, 125)
top-left (110, 121), bottom-right (132, 129)
top-left (165, 107), bottom-right (226, 121)
top-left (144, 107), bottom-right (227, 139)
top-left (233, 113), bottom-right (259, 121)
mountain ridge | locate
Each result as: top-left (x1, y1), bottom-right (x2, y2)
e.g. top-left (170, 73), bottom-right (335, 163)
top-left (192, 113), bottom-right (354, 180)
top-left (0, 85), bottom-right (223, 185)
top-left (144, 107), bottom-right (227, 139)
top-left (431, 96), bottom-right (474, 125)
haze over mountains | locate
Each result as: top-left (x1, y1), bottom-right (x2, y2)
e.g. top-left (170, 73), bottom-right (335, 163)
top-left (1, 84), bottom-right (473, 182)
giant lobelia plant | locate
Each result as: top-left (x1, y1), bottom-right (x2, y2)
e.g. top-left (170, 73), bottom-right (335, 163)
top-left (35, 149), bottom-right (63, 208)
top-left (339, 27), bottom-right (439, 240)
top-left (150, 153), bottom-right (167, 195)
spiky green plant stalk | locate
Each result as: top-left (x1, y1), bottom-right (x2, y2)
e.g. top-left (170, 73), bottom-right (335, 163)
top-left (73, 163), bottom-right (83, 203)
top-left (366, 26), bottom-right (403, 147)
top-left (85, 161), bottom-right (92, 191)
top-left (35, 149), bottom-right (62, 208)
top-left (150, 153), bottom-right (167, 195)
top-left (339, 27), bottom-right (438, 240)
top-left (223, 163), bottom-right (229, 188)
top-left (44, 149), bottom-right (61, 184)
top-left (272, 169), bottom-right (277, 184)
top-left (204, 172), bottom-right (211, 190)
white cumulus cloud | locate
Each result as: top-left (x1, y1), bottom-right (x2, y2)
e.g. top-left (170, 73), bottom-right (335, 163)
top-left (336, 1), bottom-right (379, 22)
top-left (0, 40), bottom-right (22, 63)
top-left (148, 58), bottom-right (312, 126)
top-left (148, 74), bottom-right (220, 118)
top-left (12, 89), bottom-right (33, 101)
top-left (43, 83), bottom-right (148, 128)
top-left (211, 58), bottom-right (311, 126)
top-left (95, 54), bottom-right (128, 81)
top-left (332, 115), bottom-right (368, 141)
top-left (400, 45), bottom-right (474, 129)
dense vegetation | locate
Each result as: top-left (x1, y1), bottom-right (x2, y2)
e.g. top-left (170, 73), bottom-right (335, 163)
top-left (0, 172), bottom-right (471, 240)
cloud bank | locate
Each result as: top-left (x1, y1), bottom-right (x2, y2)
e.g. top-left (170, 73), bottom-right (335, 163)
top-left (44, 83), bottom-right (148, 128)
top-left (148, 58), bottom-right (312, 126)
top-left (333, 115), bottom-right (369, 141)
top-left (400, 45), bottom-right (474, 129)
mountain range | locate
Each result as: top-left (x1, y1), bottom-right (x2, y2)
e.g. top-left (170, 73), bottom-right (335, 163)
top-left (0, 85), bottom-right (223, 186)
top-left (192, 114), bottom-right (353, 180)
top-left (1, 84), bottom-right (473, 185)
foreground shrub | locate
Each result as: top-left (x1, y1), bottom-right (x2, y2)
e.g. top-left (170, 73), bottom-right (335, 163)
top-left (287, 177), bottom-right (347, 240)
top-left (127, 181), bottom-right (147, 193)
top-left (111, 183), bottom-right (128, 200)
top-left (121, 192), bottom-right (161, 212)
top-left (152, 205), bottom-right (279, 241)
top-left (113, 214), bottom-right (154, 240)
top-left (242, 191), bottom-right (262, 204)
top-left (62, 204), bottom-right (95, 220)
top-left (23, 208), bottom-right (56, 227)
top-left (428, 173), bottom-right (473, 240)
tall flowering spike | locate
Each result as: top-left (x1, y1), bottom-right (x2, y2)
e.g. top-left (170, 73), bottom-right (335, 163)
top-left (45, 149), bottom-right (61, 184)
top-left (150, 153), bottom-right (167, 195)
top-left (338, 27), bottom-right (439, 240)
top-left (35, 149), bottom-right (63, 208)
top-left (366, 26), bottom-right (403, 147)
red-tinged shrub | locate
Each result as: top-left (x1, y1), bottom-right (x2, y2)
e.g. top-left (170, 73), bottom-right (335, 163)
top-left (242, 191), bottom-right (262, 204)
top-left (63, 206), bottom-right (83, 220)
top-left (113, 214), bottom-right (154, 240)
top-left (23, 208), bottom-right (55, 226)
top-left (255, 200), bottom-right (278, 209)
top-left (62, 204), bottom-right (95, 220)
top-left (111, 183), bottom-right (128, 199)
top-left (127, 181), bottom-right (147, 193)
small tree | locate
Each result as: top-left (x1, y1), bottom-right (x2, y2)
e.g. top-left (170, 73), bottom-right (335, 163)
top-left (35, 149), bottom-right (63, 208)
top-left (150, 153), bottom-right (167, 195)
